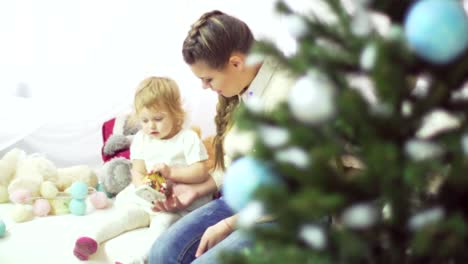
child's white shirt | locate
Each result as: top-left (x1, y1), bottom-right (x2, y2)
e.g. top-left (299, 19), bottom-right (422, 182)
top-left (130, 129), bottom-right (208, 170)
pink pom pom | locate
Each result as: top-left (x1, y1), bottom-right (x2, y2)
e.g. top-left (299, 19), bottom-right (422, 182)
top-left (33, 199), bottom-right (51, 217)
top-left (10, 189), bottom-right (31, 204)
top-left (90, 192), bottom-right (108, 209)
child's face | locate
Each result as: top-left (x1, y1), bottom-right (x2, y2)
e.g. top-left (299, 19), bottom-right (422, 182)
top-left (138, 107), bottom-right (175, 140)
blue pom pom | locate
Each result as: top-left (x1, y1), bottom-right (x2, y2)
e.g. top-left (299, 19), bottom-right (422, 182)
top-left (69, 199), bottom-right (87, 216)
top-left (0, 219), bottom-right (6, 238)
top-left (404, 0), bottom-right (468, 64)
top-left (223, 157), bottom-right (282, 212)
top-left (70, 182), bottom-right (88, 199)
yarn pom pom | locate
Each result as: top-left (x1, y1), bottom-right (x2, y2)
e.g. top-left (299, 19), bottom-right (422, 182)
top-left (9, 189), bottom-right (31, 204)
top-left (69, 199), bottom-right (87, 216)
top-left (10, 204), bottom-right (34, 222)
top-left (90, 192), bottom-right (108, 209)
top-left (40, 181), bottom-right (59, 199)
top-left (70, 182), bottom-right (88, 200)
top-left (33, 199), bottom-right (51, 217)
top-left (0, 219), bottom-right (5, 237)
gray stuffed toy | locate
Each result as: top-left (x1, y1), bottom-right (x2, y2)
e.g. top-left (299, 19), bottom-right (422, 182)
top-left (101, 157), bottom-right (132, 196)
top-left (102, 115), bottom-right (139, 157)
top-left (99, 114), bottom-right (140, 196)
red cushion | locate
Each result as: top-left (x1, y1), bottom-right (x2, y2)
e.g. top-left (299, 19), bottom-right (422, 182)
top-left (101, 118), bottom-right (131, 162)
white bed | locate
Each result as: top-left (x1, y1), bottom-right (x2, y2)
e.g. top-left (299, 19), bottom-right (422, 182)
top-left (0, 198), bottom-right (157, 264)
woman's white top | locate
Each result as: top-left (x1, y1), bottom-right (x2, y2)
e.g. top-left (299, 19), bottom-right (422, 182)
top-left (210, 57), bottom-right (297, 190)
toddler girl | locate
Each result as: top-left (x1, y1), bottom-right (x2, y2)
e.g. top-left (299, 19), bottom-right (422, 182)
top-left (73, 77), bottom-right (211, 263)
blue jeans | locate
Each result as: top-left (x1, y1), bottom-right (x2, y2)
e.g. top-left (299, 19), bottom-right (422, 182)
top-left (148, 198), bottom-right (252, 264)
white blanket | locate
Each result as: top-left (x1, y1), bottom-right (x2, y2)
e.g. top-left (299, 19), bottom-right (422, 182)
top-left (0, 199), bottom-right (158, 264)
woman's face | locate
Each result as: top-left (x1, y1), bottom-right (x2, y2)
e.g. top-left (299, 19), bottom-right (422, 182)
top-left (189, 59), bottom-right (245, 98)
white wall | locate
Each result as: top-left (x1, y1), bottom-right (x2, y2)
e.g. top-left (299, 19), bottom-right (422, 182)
top-left (0, 0), bottom-right (285, 167)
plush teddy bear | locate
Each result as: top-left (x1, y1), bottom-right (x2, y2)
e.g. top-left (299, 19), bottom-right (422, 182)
top-left (8, 154), bottom-right (58, 198)
top-left (0, 148), bottom-right (99, 222)
top-left (0, 148), bottom-right (26, 202)
top-left (0, 148), bottom-right (98, 204)
top-left (99, 114), bottom-right (139, 196)
top-left (102, 114), bottom-right (139, 162)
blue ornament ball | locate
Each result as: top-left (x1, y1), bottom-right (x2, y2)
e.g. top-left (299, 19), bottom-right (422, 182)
top-left (223, 157), bottom-right (281, 212)
top-left (69, 199), bottom-right (87, 216)
top-left (0, 219), bottom-right (6, 238)
top-left (404, 0), bottom-right (468, 64)
top-left (70, 182), bottom-right (88, 199)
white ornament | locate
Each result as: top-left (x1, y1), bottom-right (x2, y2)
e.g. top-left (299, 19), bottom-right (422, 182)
top-left (342, 203), bottom-right (378, 229)
top-left (316, 38), bottom-right (343, 54)
top-left (405, 139), bottom-right (443, 161)
top-left (370, 103), bottom-right (393, 117)
top-left (288, 72), bottom-right (335, 124)
top-left (382, 203), bottom-right (392, 220)
top-left (283, 0), bottom-right (337, 24)
top-left (409, 207), bottom-right (444, 231)
top-left (401, 101), bottom-right (413, 117)
top-left (416, 110), bottom-right (460, 139)
top-left (284, 15), bottom-right (308, 39)
top-left (370, 13), bottom-right (391, 37)
top-left (224, 129), bottom-right (256, 157)
top-left (346, 74), bottom-right (378, 105)
top-left (259, 125), bottom-right (290, 148)
top-left (342, 0), bottom-right (371, 14)
top-left (360, 43), bottom-right (377, 71)
top-left (299, 224), bottom-right (327, 250)
top-left (451, 83), bottom-right (468, 101)
top-left (462, 133), bottom-right (468, 156)
top-left (351, 7), bottom-right (373, 36)
top-left (246, 53), bottom-right (265, 66)
top-left (343, 0), bottom-right (390, 37)
top-left (244, 95), bottom-right (265, 114)
top-left (238, 200), bottom-right (265, 228)
top-left (412, 75), bottom-right (431, 98)
top-left (275, 147), bottom-right (310, 169)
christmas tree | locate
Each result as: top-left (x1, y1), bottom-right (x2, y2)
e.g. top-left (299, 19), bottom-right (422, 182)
top-left (222, 0), bottom-right (468, 263)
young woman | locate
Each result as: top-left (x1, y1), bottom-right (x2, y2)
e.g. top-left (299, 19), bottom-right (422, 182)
top-left (149, 11), bottom-right (296, 264)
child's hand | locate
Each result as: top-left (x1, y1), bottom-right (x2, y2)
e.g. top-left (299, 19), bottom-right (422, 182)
top-left (143, 177), bottom-right (152, 186)
top-left (151, 163), bottom-right (171, 179)
top-left (131, 169), bottom-right (146, 187)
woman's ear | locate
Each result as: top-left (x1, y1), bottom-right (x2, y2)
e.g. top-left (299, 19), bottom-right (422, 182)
top-left (228, 54), bottom-right (245, 71)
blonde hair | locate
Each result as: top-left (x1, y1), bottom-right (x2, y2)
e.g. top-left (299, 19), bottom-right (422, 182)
top-left (133, 77), bottom-right (185, 132)
top-left (182, 10), bottom-right (254, 170)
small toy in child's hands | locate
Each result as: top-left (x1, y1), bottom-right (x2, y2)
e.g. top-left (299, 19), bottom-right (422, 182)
top-left (145, 172), bottom-right (165, 189)
top-left (144, 171), bottom-right (172, 197)
top-left (135, 171), bottom-right (174, 206)
top-left (135, 185), bottom-right (166, 206)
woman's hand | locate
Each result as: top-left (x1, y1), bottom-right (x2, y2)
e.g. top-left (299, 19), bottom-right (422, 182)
top-left (195, 219), bottom-right (234, 257)
top-left (152, 183), bottom-right (199, 212)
